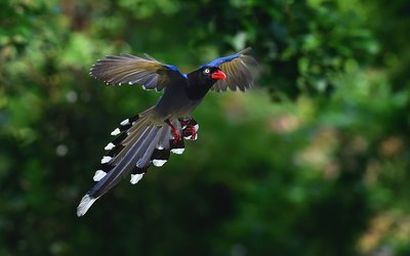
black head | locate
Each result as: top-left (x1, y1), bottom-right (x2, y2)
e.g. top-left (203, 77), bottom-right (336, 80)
top-left (200, 66), bottom-right (227, 81)
top-left (186, 66), bottom-right (226, 100)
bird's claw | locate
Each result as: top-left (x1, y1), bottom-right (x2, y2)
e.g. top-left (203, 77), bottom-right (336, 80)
top-left (179, 118), bottom-right (199, 140)
top-left (183, 126), bottom-right (197, 140)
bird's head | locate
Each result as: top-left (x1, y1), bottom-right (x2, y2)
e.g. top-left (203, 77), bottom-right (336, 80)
top-left (201, 66), bottom-right (226, 81)
top-left (185, 66), bottom-right (227, 99)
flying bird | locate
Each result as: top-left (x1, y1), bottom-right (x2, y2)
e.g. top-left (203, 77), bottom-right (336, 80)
top-left (77, 48), bottom-right (257, 216)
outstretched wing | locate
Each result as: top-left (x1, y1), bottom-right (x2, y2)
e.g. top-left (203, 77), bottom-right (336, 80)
top-left (205, 48), bottom-right (257, 92)
top-left (90, 54), bottom-right (186, 91)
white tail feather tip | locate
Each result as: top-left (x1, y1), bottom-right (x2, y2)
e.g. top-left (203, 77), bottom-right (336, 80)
top-left (171, 148), bottom-right (185, 154)
top-left (77, 194), bottom-right (97, 217)
top-left (101, 156), bottom-right (112, 164)
top-left (111, 128), bottom-right (121, 136)
top-left (93, 170), bottom-right (107, 181)
top-left (104, 142), bottom-right (115, 151)
top-left (153, 159), bottom-right (167, 167)
top-left (120, 119), bottom-right (129, 126)
top-left (130, 173), bottom-right (144, 184)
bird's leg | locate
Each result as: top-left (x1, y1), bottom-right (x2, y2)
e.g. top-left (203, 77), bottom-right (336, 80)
top-left (165, 119), bottom-right (182, 142)
top-left (179, 118), bottom-right (199, 140)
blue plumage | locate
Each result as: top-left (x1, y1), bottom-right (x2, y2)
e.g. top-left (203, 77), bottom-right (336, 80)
top-left (201, 53), bottom-right (241, 68)
top-left (164, 64), bottom-right (179, 72)
top-left (78, 48), bottom-right (256, 216)
top-left (164, 64), bottom-right (187, 78)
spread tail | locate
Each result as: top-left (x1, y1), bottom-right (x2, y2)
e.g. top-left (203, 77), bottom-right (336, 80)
top-left (76, 109), bottom-right (199, 217)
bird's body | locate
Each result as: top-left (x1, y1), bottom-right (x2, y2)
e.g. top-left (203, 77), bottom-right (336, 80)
top-left (77, 48), bottom-right (257, 216)
top-left (155, 79), bottom-right (199, 119)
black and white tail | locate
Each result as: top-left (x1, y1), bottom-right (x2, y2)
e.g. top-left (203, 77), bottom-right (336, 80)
top-left (76, 109), bottom-right (199, 217)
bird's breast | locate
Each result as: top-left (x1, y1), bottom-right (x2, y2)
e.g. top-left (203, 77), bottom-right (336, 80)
top-left (154, 85), bottom-right (202, 119)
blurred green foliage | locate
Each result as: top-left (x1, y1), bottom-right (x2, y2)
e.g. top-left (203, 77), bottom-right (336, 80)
top-left (1, 0), bottom-right (410, 255)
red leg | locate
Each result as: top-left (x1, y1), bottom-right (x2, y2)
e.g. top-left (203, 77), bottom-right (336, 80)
top-left (165, 119), bottom-right (182, 142)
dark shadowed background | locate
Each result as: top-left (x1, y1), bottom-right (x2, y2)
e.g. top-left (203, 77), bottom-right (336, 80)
top-left (1, 0), bottom-right (410, 255)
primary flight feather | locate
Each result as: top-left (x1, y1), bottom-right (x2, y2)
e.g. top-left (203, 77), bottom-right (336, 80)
top-left (77, 48), bottom-right (257, 216)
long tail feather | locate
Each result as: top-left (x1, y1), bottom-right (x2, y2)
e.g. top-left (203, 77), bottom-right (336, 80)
top-left (77, 113), bottom-right (198, 217)
top-left (77, 126), bottom-right (154, 217)
top-left (77, 109), bottom-right (161, 216)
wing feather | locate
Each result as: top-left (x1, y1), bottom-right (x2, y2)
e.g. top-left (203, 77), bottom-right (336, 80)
top-left (208, 48), bottom-right (257, 92)
top-left (90, 54), bottom-right (185, 91)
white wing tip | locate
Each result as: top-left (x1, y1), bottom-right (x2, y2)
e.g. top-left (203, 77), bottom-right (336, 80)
top-left (77, 194), bottom-right (97, 217)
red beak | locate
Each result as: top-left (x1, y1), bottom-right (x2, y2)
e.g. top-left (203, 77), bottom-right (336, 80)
top-left (211, 70), bottom-right (227, 80)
